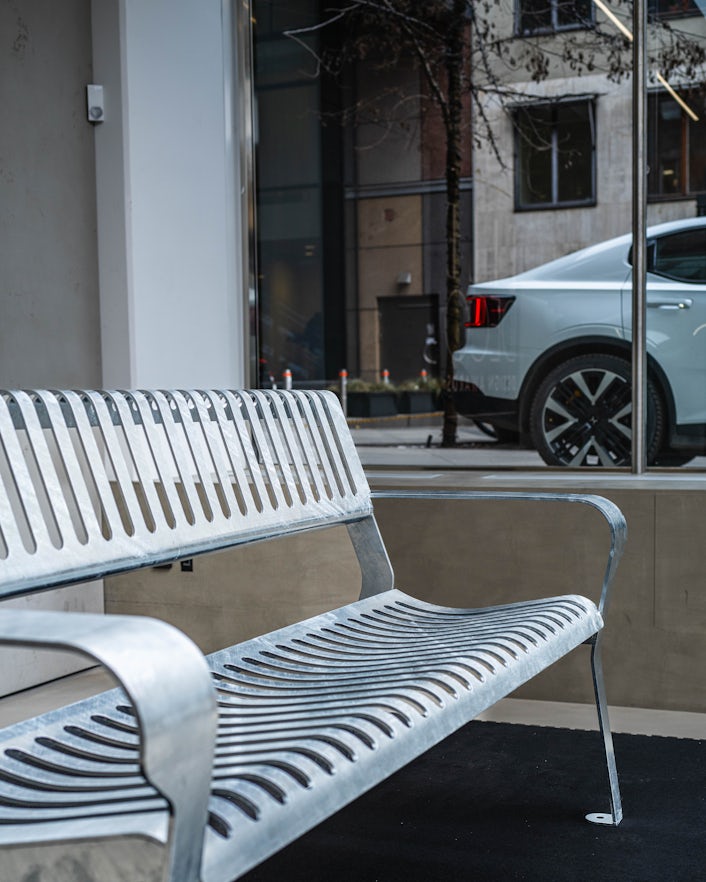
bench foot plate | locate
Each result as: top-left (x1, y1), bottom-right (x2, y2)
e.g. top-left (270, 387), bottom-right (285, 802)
top-left (585, 811), bottom-right (620, 826)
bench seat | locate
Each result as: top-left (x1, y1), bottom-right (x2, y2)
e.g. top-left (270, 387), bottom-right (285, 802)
top-left (0, 589), bottom-right (601, 882)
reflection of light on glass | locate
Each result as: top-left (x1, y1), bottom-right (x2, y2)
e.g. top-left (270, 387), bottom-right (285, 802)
top-left (662, 169), bottom-right (675, 176)
top-left (593, 1), bottom-right (699, 121)
top-left (593, 0), bottom-right (632, 38)
top-left (656, 74), bottom-right (699, 122)
top-left (692, 324), bottom-right (706, 337)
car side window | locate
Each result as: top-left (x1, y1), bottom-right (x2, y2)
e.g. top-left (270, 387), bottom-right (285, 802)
top-left (650, 228), bottom-right (706, 283)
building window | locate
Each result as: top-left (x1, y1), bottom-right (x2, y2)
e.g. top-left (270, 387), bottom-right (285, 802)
top-left (516, 0), bottom-right (594, 34)
top-left (648, 0), bottom-right (700, 19)
top-left (648, 89), bottom-right (706, 199)
top-left (515, 100), bottom-right (596, 210)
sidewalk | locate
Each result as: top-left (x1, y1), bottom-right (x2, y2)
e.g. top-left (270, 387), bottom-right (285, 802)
top-left (349, 415), bottom-right (545, 469)
top-left (349, 415), bottom-right (706, 473)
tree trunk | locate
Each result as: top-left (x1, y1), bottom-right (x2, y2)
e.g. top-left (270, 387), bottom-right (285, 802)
top-left (441, 5), bottom-right (466, 448)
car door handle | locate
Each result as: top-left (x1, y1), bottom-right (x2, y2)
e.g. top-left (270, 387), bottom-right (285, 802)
top-left (647, 299), bottom-right (693, 310)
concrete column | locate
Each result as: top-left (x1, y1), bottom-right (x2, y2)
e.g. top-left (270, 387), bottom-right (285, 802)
top-left (91, 0), bottom-right (246, 388)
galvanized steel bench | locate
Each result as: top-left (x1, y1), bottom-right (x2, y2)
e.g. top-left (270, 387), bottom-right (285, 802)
top-left (0, 389), bottom-right (626, 882)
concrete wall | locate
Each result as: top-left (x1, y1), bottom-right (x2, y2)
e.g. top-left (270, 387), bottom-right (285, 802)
top-left (0, 0), bottom-right (101, 388)
top-left (105, 527), bottom-right (361, 654)
top-left (0, 0), bottom-right (104, 696)
top-left (0, 0), bottom-right (247, 390)
top-left (0, 0), bottom-right (248, 696)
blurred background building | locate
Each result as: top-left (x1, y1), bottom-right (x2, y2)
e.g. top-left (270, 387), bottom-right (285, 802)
top-left (1, 0), bottom-right (704, 389)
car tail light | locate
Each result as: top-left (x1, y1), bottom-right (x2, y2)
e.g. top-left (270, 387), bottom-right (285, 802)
top-left (465, 295), bottom-right (515, 328)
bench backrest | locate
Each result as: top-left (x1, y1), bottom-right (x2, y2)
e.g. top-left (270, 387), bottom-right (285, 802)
top-left (0, 389), bottom-right (374, 598)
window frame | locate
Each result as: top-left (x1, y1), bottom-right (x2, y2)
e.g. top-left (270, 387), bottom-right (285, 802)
top-left (514, 0), bottom-right (595, 36)
top-left (647, 0), bottom-right (702, 20)
top-left (647, 87), bottom-right (706, 202)
top-left (513, 97), bottom-right (597, 212)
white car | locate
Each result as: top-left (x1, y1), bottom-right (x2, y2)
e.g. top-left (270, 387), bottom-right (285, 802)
top-left (453, 217), bottom-right (706, 466)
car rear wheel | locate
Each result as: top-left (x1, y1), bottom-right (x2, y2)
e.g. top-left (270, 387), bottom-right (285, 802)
top-left (530, 354), bottom-right (664, 467)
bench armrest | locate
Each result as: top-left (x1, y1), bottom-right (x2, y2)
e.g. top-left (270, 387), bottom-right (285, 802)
top-left (371, 490), bottom-right (626, 618)
top-left (0, 610), bottom-right (217, 882)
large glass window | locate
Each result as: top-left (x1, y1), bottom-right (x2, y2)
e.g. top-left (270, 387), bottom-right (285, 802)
top-left (253, 0), bottom-right (345, 385)
top-left (516, 0), bottom-right (593, 34)
top-left (648, 89), bottom-right (706, 199)
top-left (247, 0), bottom-right (706, 472)
top-left (515, 100), bottom-right (595, 209)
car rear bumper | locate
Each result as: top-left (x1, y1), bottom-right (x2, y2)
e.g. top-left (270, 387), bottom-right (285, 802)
top-left (671, 423), bottom-right (706, 451)
top-left (452, 382), bottom-right (519, 422)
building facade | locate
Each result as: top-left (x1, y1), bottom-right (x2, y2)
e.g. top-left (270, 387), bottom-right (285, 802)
top-left (472, 0), bottom-right (706, 283)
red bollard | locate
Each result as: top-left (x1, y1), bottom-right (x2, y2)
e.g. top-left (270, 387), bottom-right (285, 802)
top-left (339, 369), bottom-right (348, 416)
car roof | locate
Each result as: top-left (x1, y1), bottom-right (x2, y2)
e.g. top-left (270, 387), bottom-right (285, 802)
top-left (481, 216), bottom-right (706, 286)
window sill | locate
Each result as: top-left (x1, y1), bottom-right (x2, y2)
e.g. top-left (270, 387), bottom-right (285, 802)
top-left (514, 200), bottom-right (597, 213)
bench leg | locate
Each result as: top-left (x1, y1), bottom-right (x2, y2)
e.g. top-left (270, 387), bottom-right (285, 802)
top-left (586, 638), bottom-right (623, 826)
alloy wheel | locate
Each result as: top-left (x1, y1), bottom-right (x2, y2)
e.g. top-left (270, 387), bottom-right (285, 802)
top-left (530, 355), bottom-right (663, 467)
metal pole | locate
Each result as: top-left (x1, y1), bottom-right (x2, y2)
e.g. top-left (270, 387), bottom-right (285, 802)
top-left (632, 0), bottom-right (647, 474)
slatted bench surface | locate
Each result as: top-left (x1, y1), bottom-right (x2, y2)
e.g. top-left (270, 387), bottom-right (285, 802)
top-left (0, 389), bottom-right (626, 882)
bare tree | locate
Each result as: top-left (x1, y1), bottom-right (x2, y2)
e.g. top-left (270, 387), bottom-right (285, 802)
top-left (286, 0), bottom-right (706, 445)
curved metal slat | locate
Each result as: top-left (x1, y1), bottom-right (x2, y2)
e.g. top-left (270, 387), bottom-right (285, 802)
top-left (0, 589), bottom-right (602, 882)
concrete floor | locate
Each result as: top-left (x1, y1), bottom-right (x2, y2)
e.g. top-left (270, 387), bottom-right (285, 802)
top-left (1, 664), bottom-right (704, 739)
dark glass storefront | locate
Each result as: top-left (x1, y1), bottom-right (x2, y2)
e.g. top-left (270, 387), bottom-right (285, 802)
top-left (253, 0), bottom-right (344, 385)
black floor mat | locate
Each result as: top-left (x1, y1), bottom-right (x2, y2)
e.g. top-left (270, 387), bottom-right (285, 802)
top-left (241, 720), bottom-right (706, 882)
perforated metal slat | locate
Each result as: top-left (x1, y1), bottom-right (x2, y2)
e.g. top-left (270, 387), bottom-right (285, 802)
top-left (0, 589), bottom-right (601, 880)
top-left (202, 589), bottom-right (602, 881)
top-left (218, 391), bottom-right (273, 515)
top-left (303, 391), bottom-right (359, 499)
top-left (178, 392), bottom-right (234, 520)
top-left (87, 390), bottom-right (159, 537)
top-left (0, 394), bottom-right (56, 555)
top-left (289, 402), bottom-right (329, 503)
top-left (15, 391), bottom-right (79, 550)
top-left (0, 399), bottom-right (31, 556)
top-left (0, 390), bottom-right (373, 599)
top-left (0, 693), bottom-right (166, 828)
top-left (62, 390), bottom-right (128, 538)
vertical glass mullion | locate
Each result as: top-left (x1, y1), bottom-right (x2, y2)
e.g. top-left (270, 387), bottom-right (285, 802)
top-left (682, 112), bottom-right (689, 196)
top-left (551, 109), bottom-right (559, 205)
